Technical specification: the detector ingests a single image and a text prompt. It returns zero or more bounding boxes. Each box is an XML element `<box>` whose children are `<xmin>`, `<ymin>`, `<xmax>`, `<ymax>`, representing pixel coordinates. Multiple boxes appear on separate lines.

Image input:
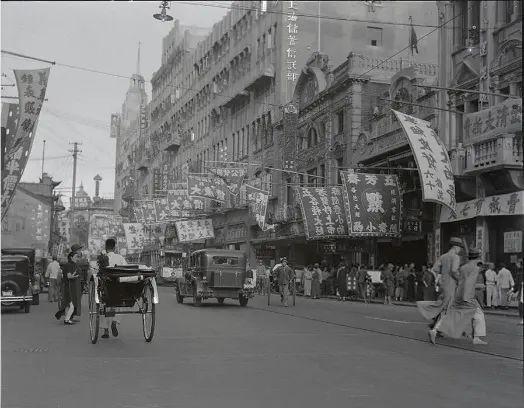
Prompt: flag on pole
<box><xmin>409</xmin><ymin>16</ymin><xmax>418</xmax><ymax>55</ymax></box>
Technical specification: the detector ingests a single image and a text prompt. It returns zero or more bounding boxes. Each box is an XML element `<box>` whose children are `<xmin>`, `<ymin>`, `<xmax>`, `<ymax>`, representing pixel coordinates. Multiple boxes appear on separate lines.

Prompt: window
<box><xmin>368</xmin><ymin>27</ymin><xmax>383</xmax><ymax>47</ymax></box>
<box><xmin>307</xmin><ymin>127</ymin><xmax>318</xmax><ymax>147</ymax></box>
<box><xmin>336</xmin><ymin>110</ymin><xmax>344</xmax><ymax>134</ymax></box>
<box><xmin>307</xmin><ymin>168</ymin><xmax>318</xmax><ymax>186</ymax></box>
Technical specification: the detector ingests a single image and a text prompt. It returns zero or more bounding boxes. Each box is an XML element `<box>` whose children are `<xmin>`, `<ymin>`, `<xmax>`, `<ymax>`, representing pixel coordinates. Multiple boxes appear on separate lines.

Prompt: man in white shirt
<box><xmin>497</xmin><ymin>263</ymin><xmax>514</xmax><ymax>309</ymax></box>
<box><xmin>100</xmin><ymin>238</ymin><xmax>127</xmax><ymax>339</ymax></box>
<box><xmin>485</xmin><ymin>263</ymin><xmax>498</xmax><ymax>308</ymax></box>
<box><xmin>45</xmin><ymin>256</ymin><xmax>62</xmax><ymax>302</ymax></box>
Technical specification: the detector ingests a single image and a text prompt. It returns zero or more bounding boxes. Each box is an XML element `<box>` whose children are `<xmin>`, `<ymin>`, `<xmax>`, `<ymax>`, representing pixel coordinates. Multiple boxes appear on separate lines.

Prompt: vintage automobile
<box><xmin>174</xmin><ymin>249</ymin><xmax>254</xmax><ymax>307</ymax></box>
<box><xmin>1</xmin><ymin>255</ymin><xmax>33</xmax><ymax>313</ymax></box>
<box><xmin>1</xmin><ymin>248</ymin><xmax>40</xmax><ymax>305</ymax></box>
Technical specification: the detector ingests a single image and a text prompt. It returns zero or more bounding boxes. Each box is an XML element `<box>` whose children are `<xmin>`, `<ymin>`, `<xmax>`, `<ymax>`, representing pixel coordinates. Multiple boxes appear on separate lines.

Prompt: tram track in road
<box><xmin>249</xmin><ymin>304</ymin><xmax>523</xmax><ymax>362</ymax></box>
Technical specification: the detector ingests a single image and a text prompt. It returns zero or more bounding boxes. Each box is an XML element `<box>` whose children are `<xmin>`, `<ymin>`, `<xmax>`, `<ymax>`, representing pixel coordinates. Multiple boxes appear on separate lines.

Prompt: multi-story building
<box><xmin>117</xmin><ymin>1</ymin><xmax>439</xmax><ymax>265</ymax></box>
<box><xmin>436</xmin><ymin>1</ymin><xmax>522</xmax><ymax>268</ymax></box>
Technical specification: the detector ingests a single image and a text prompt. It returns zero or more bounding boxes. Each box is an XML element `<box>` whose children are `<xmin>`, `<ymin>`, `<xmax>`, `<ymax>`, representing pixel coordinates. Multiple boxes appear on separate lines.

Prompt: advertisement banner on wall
<box><xmin>504</xmin><ymin>231</ymin><xmax>522</xmax><ymax>253</ymax></box>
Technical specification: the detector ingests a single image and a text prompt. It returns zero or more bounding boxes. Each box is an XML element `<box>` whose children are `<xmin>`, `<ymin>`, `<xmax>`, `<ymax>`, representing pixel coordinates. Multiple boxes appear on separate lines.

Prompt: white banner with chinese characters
<box><xmin>504</xmin><ymin>231</ymin><xmax>522</xmax><ymax>253</ymax></box>
<box><xmin>440</xmin><ymin>191</ymin><xmax>524</xmax><ymax>223</ymax></box>
<box><xmin>2</xmin><ymin>68</ymin><xmax>50</xmax><ymax>220</ymax></box>
<box><xmin>206</xmin><ymin>164</ymin><xmax>247</xmax><ymax>196</ymax></box>
<box><xmin>463</xmin><ymin>98</ymin><xmax>522</xmax><ymax>145</ymax></box>
<box><xmin>123</xmin><ymin>223</ymin><xmax>147</xmax><ymax>250</ymax></box>
<box><xmin>393</xmin><ymin>110</ymin><xmax>456</xmax><ymax>211</ymax></box>
<box><xmin>187</xmin><ymin>173</ymin><xmax>227</xmax><ymax>203</ymax></box>
<box><xmin>174</xmin><ymin>218</ymin><xmax>214</xmax><ymax>242</ymax></box>
<box><xmin>245</xmin><ymin>185</ymin><xmax>275</xmax><ymax>231</ymax></box>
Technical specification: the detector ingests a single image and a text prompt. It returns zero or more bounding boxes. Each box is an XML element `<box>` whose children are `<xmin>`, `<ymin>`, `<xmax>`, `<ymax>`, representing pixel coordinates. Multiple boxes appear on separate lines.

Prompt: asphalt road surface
<box><xmin>2</xmin><ymin>287</ymin><xmax>522</xmax><ymax>408</ymax></box>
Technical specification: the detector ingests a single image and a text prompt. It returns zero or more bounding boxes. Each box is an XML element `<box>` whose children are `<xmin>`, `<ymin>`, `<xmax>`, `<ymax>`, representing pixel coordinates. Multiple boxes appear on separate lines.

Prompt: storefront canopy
<box><xmin>440</xmin><ymin>191</ymin><xmax>523</xmax><ymax>223</ymax></box>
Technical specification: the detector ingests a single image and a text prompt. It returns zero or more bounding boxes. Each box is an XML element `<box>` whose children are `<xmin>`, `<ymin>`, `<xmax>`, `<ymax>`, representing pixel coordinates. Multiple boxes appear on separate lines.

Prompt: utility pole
<box><xmin>41</xmin><ymin>139</ymin><xmax>46</xmax><ymax>179</ymax></box>
<box><xmin>69</xmin><ymin>142</ymin><xmax>82</xmax><ymax>241</ymax></box>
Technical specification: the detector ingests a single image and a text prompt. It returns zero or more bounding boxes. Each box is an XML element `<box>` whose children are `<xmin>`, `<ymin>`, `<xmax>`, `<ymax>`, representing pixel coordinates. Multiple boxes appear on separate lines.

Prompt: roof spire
<box><xmin>136</xmin><ymin>41</ymin><xmax>141</xmax><ymax>76</ymax></box>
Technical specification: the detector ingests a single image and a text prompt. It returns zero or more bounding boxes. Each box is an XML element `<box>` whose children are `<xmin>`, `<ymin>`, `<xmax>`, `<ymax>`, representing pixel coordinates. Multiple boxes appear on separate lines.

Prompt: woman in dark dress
<box><xmin>54</xmin><ymin>245</ymin><xmax>82</xmax><ymax>324</ymax></box>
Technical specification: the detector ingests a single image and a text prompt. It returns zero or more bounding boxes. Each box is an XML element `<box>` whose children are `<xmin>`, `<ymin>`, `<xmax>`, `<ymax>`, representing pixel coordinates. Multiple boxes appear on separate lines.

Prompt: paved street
<box><xmin>2</xmin><ymin>287</ymin><xmax>522</xmax><ymax>408</ymax></box>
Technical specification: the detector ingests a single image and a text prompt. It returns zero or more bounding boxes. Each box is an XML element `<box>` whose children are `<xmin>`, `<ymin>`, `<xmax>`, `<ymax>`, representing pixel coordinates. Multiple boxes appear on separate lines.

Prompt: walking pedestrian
<box><xmin>511</xmin><ymin>260</ymin><xmax>523</xmax><ymax>325</ymax></box>
<box><xmin>303</xmin><ymin>265</ymin><xmax>313</xmax><ymax>297</ymax></box>
<box><xmin>406</xmin><ymin>263</ymin><xmax>416</xmax><ymax>302</ymax></box>
<box><xmin>337</xmin><ymin>259</ymin><xmax>349</xmax><ymax>301</ymax></box>
<box><xmin>496</xmin><ymin>263</ymin><xmax>514</xmax><ymax>310</ymax></box>
<box><xmin>428</xmin><ymin>247</ymin><xmax>488</xmax><ymax>345</ymax></box>
<box><xmin>311</xmin><ymin>263</ymin><xmax>321</xmax><ymax>299</ymax></box>
<box><xmin>417</xmin><ymin>237</ymin><xmax>463</xmax><ymax>326</ymax></box>
<box><xmin>395</xmin><ymin>265</ymin><xmax>406</xmax><ymax>301</ymax></box>
<box><xmin>422</xmin><ymin>264</ymin><xmax>436</xmax><ymax>301</ymax></box>
<box><xmin>485</xmin><ymin>263</ymin><xmax>498</xmax><ymax>308</ymax></box>
<box><xmin>45</xmin><ymin>255</ymin><xmax>61</xmax><ymax>302</ymax></box>
<box><xmin>274</xmin><ymin>258</ymin><xmax>294</xmax><ymax>307</ymax></box>
<box><xmin>54</xmin><ymin>244</ymin><xmax>83</xmax><ymax>325</ymax></box>
<box><xmin>381</xmin><ymin>263</ymin><xmax>395</xmax><ymax>305</ymax></box>
<box><xmin>357</xmin><ymin>265</ymin><xmax>369</xmax><ymax>303</ymax></box>
<box><xmin>475</xmin><ymin>264</ymin><xmax>486</xmax><ymax>308</ymax></box>
<box><xmin>255</xmin><ymin>259</ymin><xmax>268</xmax><ymax>295</ymax></box>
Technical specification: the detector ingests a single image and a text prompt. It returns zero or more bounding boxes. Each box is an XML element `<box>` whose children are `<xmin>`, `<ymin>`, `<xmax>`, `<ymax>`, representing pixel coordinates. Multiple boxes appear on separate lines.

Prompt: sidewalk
<box><xmin>313</xmin><ymin>294</ymin><xmax>520</xmax><ymax>318</ymax></box>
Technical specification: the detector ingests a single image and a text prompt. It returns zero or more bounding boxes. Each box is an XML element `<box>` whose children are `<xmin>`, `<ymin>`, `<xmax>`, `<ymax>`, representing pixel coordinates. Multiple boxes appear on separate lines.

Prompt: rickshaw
<box><xmin>88</xmin><ymin>263</ymin><xmax>159</xmax><ymax>344</ymax></box>
<box><xmin>174</xmin><ymin>249</ymin><xmax>254</xmax><ymax>307</ymax></box>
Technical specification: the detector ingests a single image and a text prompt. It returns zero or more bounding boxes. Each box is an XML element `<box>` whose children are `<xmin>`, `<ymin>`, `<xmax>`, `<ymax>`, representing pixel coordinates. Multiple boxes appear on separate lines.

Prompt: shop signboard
<box><xmin>463</xmin><ymin>98</ymin><xmax>522</xmax><ymax>145</ymax></box>
<box><xmin>206</xmin><ymin>164</ymin><xmax>247</xmax><ymax>195</ymax></box>
<box><xmin>175</xmin><ymin>218</ymin><xmax>214</xmax><ymax>242</ymax></box>
<box><xmin>341</xmin><ymin>171</ymin><xmax>402</xmax><ymax>237</ymax></box>
<box><xmin>297</xmin><ymin>186</ymin><xmax>348</xmax><ymax>240</ymax></box>
<box><xmin>504</xmin><ymin>231</ymin><xmax>522</xmax><ymax>253</ymax></box>
<box><xmin>187</xmin><ymin>173</ymin><xmax>227</xmax><ymax>202</ymax></box>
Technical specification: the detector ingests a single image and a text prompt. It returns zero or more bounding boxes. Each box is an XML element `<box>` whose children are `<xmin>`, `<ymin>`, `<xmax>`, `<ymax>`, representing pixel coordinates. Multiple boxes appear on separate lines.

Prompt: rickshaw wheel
<box><xmin>141</xmin><ymin>281</ymin><xmax>155</xmax><ymax>342</ymax></box>
<box><xmin>88</xmin><ymin>280</ymin><xmax>100</xmax><ymax>344</ymax></box>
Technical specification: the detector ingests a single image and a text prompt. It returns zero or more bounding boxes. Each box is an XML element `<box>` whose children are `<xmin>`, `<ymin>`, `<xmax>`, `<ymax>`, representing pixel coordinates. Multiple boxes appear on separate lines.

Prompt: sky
<box><xmin>1</xmin><ymin>1</ymin><xmax>230</xmax><ymax>204</ymax></box>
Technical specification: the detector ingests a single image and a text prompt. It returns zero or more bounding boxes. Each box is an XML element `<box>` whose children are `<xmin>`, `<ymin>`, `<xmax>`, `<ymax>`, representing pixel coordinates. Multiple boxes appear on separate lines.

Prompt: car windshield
<box><xmin>212</xmin><ymin>256</ymin><xmax>239</xmax><ymax>266</ymax></box>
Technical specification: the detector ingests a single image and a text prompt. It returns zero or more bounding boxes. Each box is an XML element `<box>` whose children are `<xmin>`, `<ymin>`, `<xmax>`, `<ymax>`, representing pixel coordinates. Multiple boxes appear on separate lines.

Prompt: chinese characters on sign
<box><xmin>297</xmin><ymin>186</ymin><xmax>348</xmax><ymax>240</ymax></box>
<box><xmin>123</xmin><ymin>223</ymin><xmax>147</xmax><ymax>250</ymax></box>
<box><xmin>206</xmin><ymin>166</ymin><xmax>247</xmax><ymax>196</ymax></box>
<box><xmin>174</xmin><ymin>218</ymin><xmax>214</xmax><ymax>242</ymax></box>
<box><xmin>187</xmin><ymin>173</ymin><xmax>227</xmax><ymax>202</ymax></box>
<box><xmin>439</xmin><ymin>191</ymin><xmax>523</xmax><ymax>223</ymax></box>
<box><xmin>166</xmin><ymin>189</ymin><xmax>205</xmax><ymax>218</ymax></box>
<box><xmin>341</xmin><ymin>171</ymin><xmax>402</xmax><ymax>237</ymax></box>
<box><xmin>504</xmin><ymin>231</ymin><xmax>522</xmax><ymax>254</ymax></box>
<box><xmin>2</xmin><ymin>68</ymin><xmax>50</xmax><ymax>220</ymax></box>
<box><xmin>138</xmin><ymin>200</ymin><xmax>158</xmax><ymax>224</ymax></box>
<box><xmin>246</xmin><ymin>185</ymin><xmax>274</xmax><ymax>231</ymax></box>
<box><xmin>286</xmin><ymin>1</ymin><xmax>298</xmax><ymax>82</ymax></box>
<box><xmin>463</xmin><ymin>99</ymin><xmax>522</xmax><ymax>145</ymax></box>
<box><xmin>393</xmin><ymin>110</ymin><xmax>456</xmax><ymax>211</ymax></box>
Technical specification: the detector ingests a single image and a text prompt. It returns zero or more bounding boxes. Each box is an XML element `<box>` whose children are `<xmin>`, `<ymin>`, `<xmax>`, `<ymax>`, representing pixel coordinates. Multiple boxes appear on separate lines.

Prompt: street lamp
<box><xmin>153</xmin><ymin>1</ymin><xmax>173</xmax><ymax>22</ymax></box>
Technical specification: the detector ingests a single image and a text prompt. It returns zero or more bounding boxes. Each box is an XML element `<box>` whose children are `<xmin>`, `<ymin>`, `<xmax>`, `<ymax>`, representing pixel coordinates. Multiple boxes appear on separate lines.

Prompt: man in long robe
<box><xmin>428</xmin><ymin>247</ymin><xmax>488</xmax><ymax>345</ymax></box>
<box><xmin>417</xmin><ymin>237</ymin><xmax>463</xmax><ymax>324</ymax></box>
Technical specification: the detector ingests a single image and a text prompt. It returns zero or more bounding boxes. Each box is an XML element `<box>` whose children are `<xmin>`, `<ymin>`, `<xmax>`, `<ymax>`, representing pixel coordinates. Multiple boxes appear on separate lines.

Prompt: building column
<box><xmin>346</xmin><ymin>80</ymin><xmax>363</xmax><ymax>167</ymax></box>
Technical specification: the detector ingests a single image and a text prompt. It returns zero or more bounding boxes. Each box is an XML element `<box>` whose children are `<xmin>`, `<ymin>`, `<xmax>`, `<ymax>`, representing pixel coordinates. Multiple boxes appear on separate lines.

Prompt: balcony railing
<box><xmin>463</xmin><ymin>134</ymin><xmax>523</xmax><ymax>174</ymax></box>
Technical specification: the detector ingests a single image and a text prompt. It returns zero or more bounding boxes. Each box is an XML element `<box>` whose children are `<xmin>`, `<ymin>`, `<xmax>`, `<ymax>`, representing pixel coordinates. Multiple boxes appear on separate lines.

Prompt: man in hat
<box><xmin>428</xmin><ymin>247</ymin><xmax>488</xmax><ymax>345</ymax></box>
<box><xmin>274</xmin><ymin>258</ymin><xmax>294</xmax><ymax>307</ymax></box>
<box><xmin>417</xmin><ymin>237</ymin><xmax>463</xmax><ymax>326</ymax></box>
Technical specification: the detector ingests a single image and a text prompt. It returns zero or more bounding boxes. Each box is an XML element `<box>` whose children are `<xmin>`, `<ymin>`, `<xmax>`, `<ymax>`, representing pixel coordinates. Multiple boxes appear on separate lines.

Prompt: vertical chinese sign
<box><xmin>246</xmin><ymin>185</ymin><xmax>275</xmax><ymax>231</ymax></box>
<box><xmin>123</xmin><ymin>223</ymin><xmax>147</xmax><ymax>251</ymax></box>
<box><xmin>174</xmin><ymin>219</ymin><xmax>214</xmax><ymax>242</ymax></box>
<box><xmin>2</xmin><ymin>68</ymin><xmax>51</xmax><ymax>220</ymax></box>
<box><xmin>341</xmin><ymin>171</ymin><xmax>402</xmax><ymax>237</ymax></box>
<box><xmin>285</xmin><ymin>1</ymin><xmax>299</xmax><ymax>98</ymax></box>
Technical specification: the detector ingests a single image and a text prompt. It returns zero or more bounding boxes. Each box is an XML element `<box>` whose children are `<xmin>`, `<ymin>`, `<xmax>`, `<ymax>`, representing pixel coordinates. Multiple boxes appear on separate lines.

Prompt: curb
<box><xmin>309</xmin><ymin>294</ymin><xmax>520</xmax><ymax>318</ymax></box>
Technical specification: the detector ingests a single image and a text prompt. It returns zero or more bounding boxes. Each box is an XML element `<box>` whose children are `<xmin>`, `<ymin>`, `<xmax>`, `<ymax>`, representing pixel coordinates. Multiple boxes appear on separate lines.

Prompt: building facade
<box><xmin>113</xmin><ymin>1</ymin><xmax>439</xmax><ymax>266</ymax></box>
<box><xmin>436</xmin><ymin>0</ymin><xmax>522</xmax><ymax>269</ymax></box>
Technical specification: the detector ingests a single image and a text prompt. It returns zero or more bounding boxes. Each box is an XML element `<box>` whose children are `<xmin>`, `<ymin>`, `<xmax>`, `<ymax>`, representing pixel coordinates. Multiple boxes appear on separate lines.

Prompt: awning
<box><xmin>440</xmin><ymin>191</ymin><xmax>523</xmax><ymax>223</ymax></box>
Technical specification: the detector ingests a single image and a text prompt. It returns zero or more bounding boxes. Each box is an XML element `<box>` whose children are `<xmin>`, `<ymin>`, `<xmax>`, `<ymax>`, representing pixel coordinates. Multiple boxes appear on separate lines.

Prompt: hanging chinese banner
<box><xmin>246</xmin><ymin>185</ymin><xmax>274</xmax><ymax>231</ymax></box>
<box><xmin>133</xmin><ymin>203</ymin><xmax>144</xmax><ymax>223</ymax></box>
<box><xmin>187</xmin><ymin>173</ymin><xmax>227</xmax><ymax>202</ymax></box>
<box><xmin>296</xmin><ymin>186</ymin><xmax>348</xmax><ymax>240</ymax></box>
<box><xmin>166</xmin><ymin>189</ymin><xmax>205</xmax><ymax>218</ymax></box>
<box><xmin>123</xmin><ymin>223</ymin><xmax>147</xmax><ymax>250</ymax></box>
<box><xmin>341</xmin><ymin>171</ymin><xmax>402</xmax><ymax>237</ymax></box>
<box><xmin>2</xmin><ymin>68</ymin><xmax>51</xmax><ymax>220</ymax></box>
<box><xmin>174</xmin><ymin>218</ymin><xmax>214</xmax><ymax>242</ymax></box>
<box><xmin>439</xmin><ymin>191</ymin><xmax>524</xmax><ymax>223</ymax></box>
<box><xmin>138</xmin><ymin>199</ymin><xmax>158</xmax><ymax>224</ymax></box>
<box><xmin>393</xmin><ymin>110</ymin><xmax>456</xmax><ymax>211</ymax></box>
<box><xmin>206</xmin><ymin>164</ymin><xmax>247</xmax><ymax>195</ymax></box>
<box><xmin>1</xmin><ymin>103</ymin><xmax>20</xmax><ymax>154</ymax></box>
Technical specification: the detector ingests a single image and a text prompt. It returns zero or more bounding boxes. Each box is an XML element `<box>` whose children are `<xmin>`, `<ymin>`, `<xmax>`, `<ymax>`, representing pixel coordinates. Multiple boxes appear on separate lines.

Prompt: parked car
<box><xmin>1</xmin><ymin>255</ymin><xmax>33</xmax><ymax>313</ymax></box>
<box><xmin>1</xmin><ymin>248</ymin><xmax>40</xmax><ymax>305</ymax></box>
<box><xmin>174</xmin><ymin>249</ymin><xmax>254</xmax><ymax>307</ymax></box>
